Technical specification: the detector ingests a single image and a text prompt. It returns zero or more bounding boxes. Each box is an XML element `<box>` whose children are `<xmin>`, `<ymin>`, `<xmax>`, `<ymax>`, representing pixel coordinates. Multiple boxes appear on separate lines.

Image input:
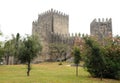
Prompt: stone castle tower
<box><xmin>90</xmin><ymin>18</ymin><xmax>112</xmax><ymax>40</ymax></box>
<box><xmin>32</xmin><ymin>8</ymin><xmax>69</xmax><ymax>35</ymax></box>
<box><xmin>32</xmin><ymin>9</ymin><xmax>69</xmax><ymax>61</ymax></box>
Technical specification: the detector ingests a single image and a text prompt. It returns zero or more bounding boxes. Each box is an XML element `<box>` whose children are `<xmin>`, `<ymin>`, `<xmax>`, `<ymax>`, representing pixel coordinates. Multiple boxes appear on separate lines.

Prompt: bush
<box><xmin>103</xmin><ymin>45</ymin><xmax>120</xmax><ymax>80</ymax></box>
<box><xmin>84</xmin><ymin>37</ymin><xmax>120</xmax><ymax>80</ymax></box>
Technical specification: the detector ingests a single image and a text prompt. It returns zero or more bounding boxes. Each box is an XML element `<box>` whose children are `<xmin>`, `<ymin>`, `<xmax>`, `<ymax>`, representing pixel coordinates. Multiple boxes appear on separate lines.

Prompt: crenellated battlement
<box><xmin>48</xmin><ymin>31</ymin><xmax>84</xmax><ymax>46</ymax></box>
<box><xmin>38</xmin><ymin>8</ymin><xmax>69</xmax><ymax>19</ymax></box>
<box><xmin>32</xmin><ymin>21</ymin><xmax>38</xmax><ymax>25</ymax></box>
<box><xmin>43</xmin><ymin>8</ymin><xmax>69</xmax><ymax>16</ymax></box>
<box><xmin>92</xmin><ymin>18</ymin><xmax>112</xmax><ymax>23</ymax></box>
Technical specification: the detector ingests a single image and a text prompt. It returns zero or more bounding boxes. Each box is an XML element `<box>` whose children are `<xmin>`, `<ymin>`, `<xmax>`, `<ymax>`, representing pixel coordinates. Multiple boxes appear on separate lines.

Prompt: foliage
<box><xmin>103</xmin><ymin>43</ymin><xmax>120</xmax><ymax>80</ymax></box>
<box><xmin>0</xmin><ymin>45</ymin><xmax>4</xmax><ymax>63</ymax></box>
<box><xmin>4</xmin><ymin>39</ymin><xmax>14</xmax><ymax>64</ymax></box>
<box><xmin>73</xmin><ymin>46</ymin><xmax>81</xmax><ymax>76</ymax></box>
<box><xmin>18</xmin><ymin>35</ymin><xmax>42</xmax><ymax>76</ymax></box>
<box><xmin>0</xmin><ymin>47</ymin><xmax>3</xmax><ymax>62</ymax></box>
<box><xmin>73</xmin><ymin>47</ymin><xmax>81</xmax><ymax>64</ymax></box>
<box><xmin>3</xmin><ymin>33</ymin><xmax>21</xmax><ymax>65</ymax></box>
<box><xmin>84</xmin><ymin>37</ymin><xmax>105</xmax><ymax>80</ymax></box>
<box><xmin>14</xmin><ymin>33</ymin><xmax>21</xmax><ymax>57</ymax></box>
<box><xmin>0</xmin><ymin>32</ymin><xmax>4</xmax><ymax>62</ymax></box>
<box><xmin>12</xmin><ymin>33</ymin><xmax>21</xmax><ymax>64</ymax></box>
<box><xmin>0</xmin><ymin>39</ymin><xmax>2</xmax><ymax>62</ymax></box>
<box><xmin>49</xmin><ymin>43</ymin><xmax>68</xmax><ymax>64</ymax></box>
<box><xmin>84</xmin><ymin>36</ymin><xmax>120</xmax><ymax>80</ymax></box>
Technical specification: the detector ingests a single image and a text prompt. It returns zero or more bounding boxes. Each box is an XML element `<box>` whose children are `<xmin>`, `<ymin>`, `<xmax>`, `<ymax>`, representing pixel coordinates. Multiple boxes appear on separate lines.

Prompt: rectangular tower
<box><xmin>90</xmin><ymin>18</ymin><xmax>112</xmax><ymax>40</ymax></box>
<box><xmin>32</xmin><ymin>9</ymin><xmax>69</xmax><ymax>62</ymax></box>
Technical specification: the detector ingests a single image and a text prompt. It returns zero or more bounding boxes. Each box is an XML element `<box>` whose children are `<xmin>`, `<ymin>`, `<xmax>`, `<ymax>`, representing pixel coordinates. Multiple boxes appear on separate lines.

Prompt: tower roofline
<box><xmin>94</xmin><ymin>18</ymin><xmax>112</xmax><ymax>22</ymax></box>
<box><xmin>38</xmin><ymin>8</ymin><xmax>69</xmax><ymax>17</ymax></box>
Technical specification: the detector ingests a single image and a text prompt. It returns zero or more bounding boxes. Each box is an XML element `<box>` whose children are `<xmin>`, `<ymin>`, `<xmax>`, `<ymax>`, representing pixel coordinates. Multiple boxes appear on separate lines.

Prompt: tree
<box><xmin>49</xmin><ymin>43</ymin><xmax>67</xmax><ymax>65</ymax></box>
<box><xmin>18</xmin><ymin>35</ymin><xmax>42</xmax><ymax>76</ymax></box>
<box><xmin>0</xmin><ymin>47</ymin><xmax>3</xmax><ymax>63</ymax></box>
<box><xmin>0</xmin><ymin>32</ymin><xmax>4</xmax><ymax>63</ymax></box>
<box><xmin>83</xmin><ymin>37</ymin><xmax>105</xmax><ymax>80</ymax></box>
<box><xmin>73</xmin><ymin>46</ymin><xmax>81</xmax><ymax>76</ymax></box>
<box><xmin>103</xmin><ymin>37</ymin><xmax>120</xmax><ymax>80</ymax></box>
<box><xmin>3</xmin><ymin>33</ymin><xmax>21</xmax><ymax>65</ymax></box>
<box><xmin>4</xmin><ymin>39</ymin><xmax>15</xmax><ymax>65</ymax></box>
<box><xmin>13</xmin><ymin>33</ymin><xmax>21</xmax><ymax>64</ymax></box>
<box><xmin>83</xmin><ymin>36</ymin><xmax>120</xmax><ymax>80</ymax></box>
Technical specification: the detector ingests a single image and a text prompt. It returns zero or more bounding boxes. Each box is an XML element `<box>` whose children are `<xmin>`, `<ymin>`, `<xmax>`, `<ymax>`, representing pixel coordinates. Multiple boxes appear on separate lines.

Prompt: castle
<box><xmin>2</xmin><ymin>9</ymin><xmax>113</xmax><ymax>64</ymax></box>
<box><xmin>32</xmin><ymin>9</ymin><xmax>112</xmax><ymax>62</ymax></box>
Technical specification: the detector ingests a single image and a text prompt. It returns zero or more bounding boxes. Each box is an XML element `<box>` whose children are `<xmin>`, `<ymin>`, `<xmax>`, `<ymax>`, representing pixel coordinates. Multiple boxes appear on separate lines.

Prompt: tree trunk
<box><xmin>99</xmin><ymin>64</ymin><xmax>103</xmax><ymax>81</ymax></box>
<box><xmin>64</xmin><ymin>53</ymin><xmax>66</xmax><ymax>61</ymax></box>
<box><xmin>100</xmin><ymin>71</ymin><xmax>103</xmax><ymax>81</ymax></box>
<box><xmin>59</xmin><ymin>53</ymin><xmax>62</xmax><ymax>65</ymax></box>
<box><xmin>6</xmin><ymin>55</ymin><xmax>9</xmax><ymax>65</ymax></box>
<box><xmin>27</xmin><ymin>62</ymin><xmax>31</xmax><ymax>76</ymax></box>
<box><xmin>76</xmin><ymin>64</ymin><xmax>78</xmax><ymax>76</ymax></box>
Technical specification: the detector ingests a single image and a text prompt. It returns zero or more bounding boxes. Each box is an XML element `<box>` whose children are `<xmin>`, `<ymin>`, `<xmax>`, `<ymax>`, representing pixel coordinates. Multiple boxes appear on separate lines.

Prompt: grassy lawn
<box><xmin>0</xmin><ymin>62</ymin><xmax>120</xmax><ymax>83</ymax></box>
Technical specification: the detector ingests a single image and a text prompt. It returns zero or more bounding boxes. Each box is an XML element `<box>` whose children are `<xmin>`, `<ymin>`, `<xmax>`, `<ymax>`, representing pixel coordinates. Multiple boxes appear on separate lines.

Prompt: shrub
<box><xmin>103</xmin><ymin>45</ymin><xmax>120</xmax><ymax>80</ymax></box>
<box><xmin>84</xmin><ymin>37</ymin><xmax>120</xmax><ymax>80</ymax></box>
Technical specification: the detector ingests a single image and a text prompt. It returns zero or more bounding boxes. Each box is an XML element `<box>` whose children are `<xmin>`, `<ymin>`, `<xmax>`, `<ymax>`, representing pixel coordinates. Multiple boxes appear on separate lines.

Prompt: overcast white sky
<box><xmin>0</xmin><ymin>0</ymin><xmax>120</xmax><ymax>40</ymax></box>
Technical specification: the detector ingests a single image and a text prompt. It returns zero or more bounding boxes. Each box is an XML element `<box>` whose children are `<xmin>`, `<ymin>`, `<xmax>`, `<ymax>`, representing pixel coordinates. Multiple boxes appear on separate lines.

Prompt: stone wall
<box><xmin>90</xmin><ymin>18</ymin><xmax>112</xmax><ymax>40</ymax></box>
<box><xmin>53</xmin><ymin>11</ymin><xmax>69</xmax><ymax>34</ymax></box>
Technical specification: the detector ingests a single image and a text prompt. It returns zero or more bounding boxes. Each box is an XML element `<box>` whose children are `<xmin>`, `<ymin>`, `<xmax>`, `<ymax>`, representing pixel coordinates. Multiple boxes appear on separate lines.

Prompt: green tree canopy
<box><xmin>83</xmin><ymin>36</ymin><xmax>120</xmax><ymax>80</ymax></box>
<box><xmin>18</xmin><ymin>35</ymin><xmax>42</xmax><ymax>76</ymax></box>
<box><xmin>0</xmin><ymin>32</ymin><xmax>4</xmax><ymax>62</ymax></box>
<box><xmin>73</xmin><ymin>46</ymin><xmax>81</xmax><ymax>76</ymax></box>
<box><xmin>3</xmin><ymin>33</ymin><xmax>21</xmax><ymax>65</ymax></box>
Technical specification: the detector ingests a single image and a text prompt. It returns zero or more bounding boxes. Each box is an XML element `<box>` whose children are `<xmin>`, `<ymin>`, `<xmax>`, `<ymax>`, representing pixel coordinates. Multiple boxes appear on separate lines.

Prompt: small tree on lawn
<box><xmin>4</xmin><ymin>33</ymin><xmax>21</xmax><ymax>65</ymax></box>
<box><xmin>13</xmin><ymin>33</ymin><xmax>21</xmax><ymax>64</ymax></box>
<box><xmin>18</xmin><ymin>35</ymin><xmax>42</xmax><ymax>76</ymax></box>
<box><xmin>73</xmin><ymin>46</ymin><xmax>81</xmax><ymax>76</ymax></box>
<box><xmin>0</xmin><ymin>32</ymin><xmax>4</xmax><ymax>63</ymax></box>
<box><xmin>4</xmin><ymin>39</ymin><xmax>15</xmax><ymax>65</ymax></box>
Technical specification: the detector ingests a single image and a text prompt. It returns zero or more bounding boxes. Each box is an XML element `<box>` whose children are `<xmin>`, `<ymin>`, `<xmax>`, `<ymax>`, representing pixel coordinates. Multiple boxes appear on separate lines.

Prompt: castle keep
<box><xmin>90</xmin><ymin>18</ymin><xmax>112</xmax><ymax>40</ymax></box>
<box><xmin>32</xmin><ymin>9</ymin><xmax>74</xmax><ymax>61</ymax></box>
<box><xmin>32</xmin><ymin>9</ymin><xmax>69</xmax><ymax>35</ymax></box>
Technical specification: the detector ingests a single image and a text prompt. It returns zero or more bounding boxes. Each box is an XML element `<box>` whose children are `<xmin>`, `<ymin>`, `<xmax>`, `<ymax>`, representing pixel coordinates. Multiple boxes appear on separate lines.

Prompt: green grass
<box><xmin>0</xmin><ymin>62</ymin><xmax>120</xmax><ymax>83</ymax></box>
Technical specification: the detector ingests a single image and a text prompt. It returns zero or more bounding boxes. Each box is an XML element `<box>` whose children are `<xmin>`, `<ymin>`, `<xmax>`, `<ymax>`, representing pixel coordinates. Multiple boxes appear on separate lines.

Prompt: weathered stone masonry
<box><xmin>32</xmin><ymin>9</ymin><xmax>73</xmax><ymax>62</ymax></box>
<box><xmin>90</xmin><ymin>18</ymin><xmax>112</xmax><ymax>40</ymax></box>
<box><xmin>32</xmin><ymin>9</ymin><xmax>113</xmax><ymax>62</ymax></box>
